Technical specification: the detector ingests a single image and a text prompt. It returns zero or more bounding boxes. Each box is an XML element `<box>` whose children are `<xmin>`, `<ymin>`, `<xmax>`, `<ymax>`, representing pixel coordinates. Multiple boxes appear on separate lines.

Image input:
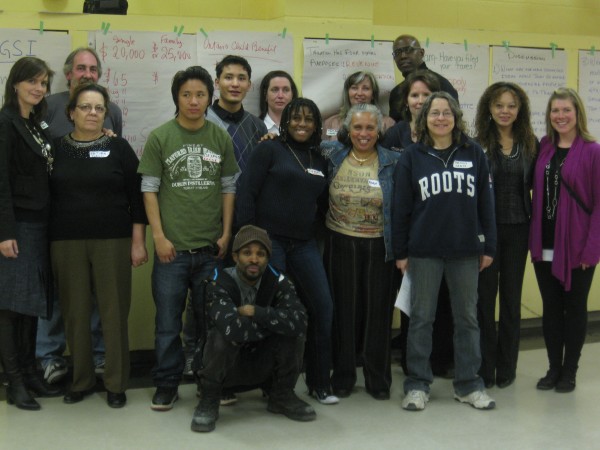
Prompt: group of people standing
<box><xmin>0</xmin><ymin>51</ymin><xmax>146</xmax><ymax>411</ymax></box>
<box><xmin>0</xmin><ymin>33</ymin><xmax>599</xmax><ymax>432</ymax></box>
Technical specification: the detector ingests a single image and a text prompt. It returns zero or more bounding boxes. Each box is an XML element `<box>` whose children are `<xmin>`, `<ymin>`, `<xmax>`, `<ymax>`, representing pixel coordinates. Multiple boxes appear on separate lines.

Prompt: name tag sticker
<box><xmin>326</xmin><ymin>128</ymin><xmax>338</xmax><ymax>136</ymax></box>
<box><xmin>307</xmin><ymin>168</ymin><xmax>325</xmax><ymax>177</ymax></box>
<box><xmin>368</xmin><ymin>179</ymin><xmax>381</xmax><ymax>188</ymax></box>
<box><xmin>454</xmin><ymin>160</ymin><xmax>473</xmax><ymax>169</ymax></box>
<box><xmin>89</xmin><ymin>151</ymin><xmax>110</xmax><ymax>158</ymax></box>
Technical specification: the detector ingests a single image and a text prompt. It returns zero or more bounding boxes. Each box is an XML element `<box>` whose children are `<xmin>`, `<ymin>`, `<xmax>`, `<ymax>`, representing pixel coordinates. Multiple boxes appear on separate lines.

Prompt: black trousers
<box><xmin>325</xmin><ymin>231</ymin><xmax>399</xmax><ymax>394</ymax></box>
<box><xmin>534</xmin><ymin>262</ymin><xmax>596</xmax><ymax>373</ymax></box>
<box><xmin>200</xmin><ymin>328</ymin><xmax>304</xmax><ymax>392</ymax></box>
<box><xmin>477</xmin><ymin>222</ymin><xmax>529</xmax><ymax>382</ymax></box>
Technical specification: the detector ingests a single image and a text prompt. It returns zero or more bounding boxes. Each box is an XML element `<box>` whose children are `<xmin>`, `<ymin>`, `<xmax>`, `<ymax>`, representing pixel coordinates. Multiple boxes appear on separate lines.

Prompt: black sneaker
<box><xmin>267</xmin><ymin>391</ymin><xmax>316</xmax><ymax>422</ymax></box>
<box><xmin>151</xmin><ymin>387</ymin><xmax>178</xmax><ymax>411</ymax></box>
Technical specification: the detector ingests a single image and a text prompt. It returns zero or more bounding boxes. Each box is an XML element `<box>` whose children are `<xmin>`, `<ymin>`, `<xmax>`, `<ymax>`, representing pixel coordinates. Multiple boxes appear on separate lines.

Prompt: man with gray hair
<box><xmin>36</xmin><ymin>47</ymin><xmax>123</xmax><ymax>385</ymax></box>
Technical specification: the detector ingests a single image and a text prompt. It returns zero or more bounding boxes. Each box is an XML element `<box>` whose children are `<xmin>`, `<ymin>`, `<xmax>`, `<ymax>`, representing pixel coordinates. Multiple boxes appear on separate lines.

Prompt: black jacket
<box><xmin>0</xmin><ymin>106</ymin><xmax>52</xmax><ymax>241</ymax></box>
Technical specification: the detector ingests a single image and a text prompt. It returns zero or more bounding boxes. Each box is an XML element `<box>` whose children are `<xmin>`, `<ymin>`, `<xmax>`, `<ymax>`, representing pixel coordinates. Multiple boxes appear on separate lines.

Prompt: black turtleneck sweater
<box><xmin>235</xmin><ymin>138</ymin><xmax>328</xmax><ymax>241</ymax></box>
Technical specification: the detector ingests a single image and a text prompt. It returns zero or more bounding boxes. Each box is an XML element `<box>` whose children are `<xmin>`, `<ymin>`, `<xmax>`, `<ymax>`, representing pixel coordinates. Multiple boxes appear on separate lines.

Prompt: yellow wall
<box><xmin>1</xmin><ymin>0</ymin><xmax>599</xmax><ymax>350</ymax></box>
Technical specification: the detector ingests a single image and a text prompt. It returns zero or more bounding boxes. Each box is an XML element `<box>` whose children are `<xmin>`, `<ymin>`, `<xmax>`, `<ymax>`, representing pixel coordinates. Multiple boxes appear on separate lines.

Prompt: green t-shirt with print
<box><xmin>138</xmin><ymin>119</ymin><xmax>239</xmax><ymax>250</ymax></box>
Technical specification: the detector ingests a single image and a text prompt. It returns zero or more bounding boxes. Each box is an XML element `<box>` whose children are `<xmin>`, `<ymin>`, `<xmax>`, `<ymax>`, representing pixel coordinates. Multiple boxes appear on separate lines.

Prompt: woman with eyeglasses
<box><xmin>474</xmin><ymin>82</ymin><xmax>538</xmax><ymax>389</ymax></box>
<box><xmin>392</xmin><ymin>92</ymin><xmax>497</xmax><ymax>411</ymax></box>
<box><xmin>322</xmin><ymin>71</ymin><xmax>394</xmax><ymax>142</ymax></box>
<box><xmin>382</xmin><ymin>71</ymin><xmax>455</xmax><ymax>379</ymax></box>
<box><xmin>49</xmin><ymin>83</ymin><xmax>147</xmax><ymax>408</ymax></box>
<box><xmin>0</xmin><ymin>56</ymin><xmax>61</xmax><ymax>411</ymax></box>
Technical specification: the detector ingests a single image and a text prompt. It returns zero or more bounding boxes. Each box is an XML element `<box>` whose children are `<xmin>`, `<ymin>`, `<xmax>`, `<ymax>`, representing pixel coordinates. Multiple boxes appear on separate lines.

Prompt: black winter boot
<box><xmin>0</xmin><ymin>311</ymin><xmax>40</xmax><ymax>410</ymax></box>
<box><xmin>6</xmin><ymin>382</ymin><xmax>41</xmax><ymax>410</ymax></box>
<box><xmin>191</xmin><ymin>380</ymin><xmax>221</xmax><ymax>432</ymax></box>
<box><xmin>267</xmin><ymin>390</ymin><xmax>316</xmax><ymax>422</ymax></box>
<box><xmin>19</xmin><ymin>315</ymin><xmax>61</xmax><ymax>397</ymax></box>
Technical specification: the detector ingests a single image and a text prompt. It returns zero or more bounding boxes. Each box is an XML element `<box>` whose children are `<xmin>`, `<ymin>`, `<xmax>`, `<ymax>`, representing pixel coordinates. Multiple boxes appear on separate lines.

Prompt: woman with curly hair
<box><xmin>236</xmin><ymin>98</ymin><xmax>338</xmax><ymax>404</ymax></box>
<box><xmin>474</xmin><ymin>82</ymin><xmax>538</xmax><ymax>389</ymax></box>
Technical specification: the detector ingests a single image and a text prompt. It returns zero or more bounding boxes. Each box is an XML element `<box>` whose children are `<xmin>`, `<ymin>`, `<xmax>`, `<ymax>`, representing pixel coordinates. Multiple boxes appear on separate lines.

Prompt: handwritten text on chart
<box><xmin>425</xmin><ymin>52</ymin><xmax>480</xmax><ymax>71</ymax></box>
<box><xmin>203</xmin><ymin>38</ymin><xmax>278</xmax><ymax>56</ymax></box>
<box><xmin>99</xmin><ymin>34</ymin><xmax>191</xmax><ymax>64</ymax></box>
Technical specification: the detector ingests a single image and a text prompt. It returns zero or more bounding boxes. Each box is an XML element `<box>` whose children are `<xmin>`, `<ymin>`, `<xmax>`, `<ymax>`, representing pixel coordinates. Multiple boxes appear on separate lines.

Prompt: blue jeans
<box><xmin>269</xmin><ymin>237</ymin><xmax>333</xmax><ymax>390</ymax></box>
<box><xmin>151</xmin><ymin>248</ymin><xmax>222</xmax><ymax>388</ymax></box>
<box><xmin>404</xmin><ymin>256</ymin><xmax>484</xmax><ymax>396</ymax></box>
<box><xmin>36</xmin><ymin>295</ymin><xmax>105</xmax><ymax>368</ymax></box>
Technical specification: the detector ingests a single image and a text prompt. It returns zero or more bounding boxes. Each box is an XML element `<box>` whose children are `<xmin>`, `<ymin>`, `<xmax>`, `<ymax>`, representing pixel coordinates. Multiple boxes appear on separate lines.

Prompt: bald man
<box><xmin>388</xmin><ymin>34</ymin><xmax>458</xmax><ymax>122</ymax></box>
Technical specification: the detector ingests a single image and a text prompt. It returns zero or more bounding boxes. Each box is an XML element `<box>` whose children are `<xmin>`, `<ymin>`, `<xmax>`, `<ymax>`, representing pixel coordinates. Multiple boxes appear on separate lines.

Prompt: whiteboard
<box><xmin>91</xmin><ymin>31</ymin><xmax>197</xmax><ymax>157</ymax></box>
<box><xmin>0</xmin><ymin>29</ymin><xmax>70</xmax><ymax>105</ymax></box>
<box><xmin>197</xmin><ymin>31</ymin><xmax>294</xmax><ymax>117</ymax></box>
<box><xmin>491</xmin><ymin>46</ymin><xmax>567</xmax><ymax>138</ymax></box>
<box><xmin>302</xmin><ymin>39</ymin><xmax>396</xmax><ymax>119</ymax></box>
<box><xmin>578</xmin><ymin>50</ymin><xmax>600</xmax><ymax>140</ymax></box>
<box><xmin>423</xmin><ymin>42</ymin><xmax>490</xmax><ymax>134</ymax></box>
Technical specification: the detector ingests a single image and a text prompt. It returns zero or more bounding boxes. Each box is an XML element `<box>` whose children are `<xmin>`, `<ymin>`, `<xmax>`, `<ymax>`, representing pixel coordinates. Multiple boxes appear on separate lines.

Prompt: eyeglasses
<box><xmin>428</xmin><ymin>110</ymin><xmax>454</xmax><ymax>118</ymax></box>
<box><xmin>76</xmin><ymin>104</ymin><xmax>106</xmax><ymax>114</ymax></box>
<box><xmin>392</xmin><ymin>46</ymin><xmax>419</xmax><ymax>58</ymax></box>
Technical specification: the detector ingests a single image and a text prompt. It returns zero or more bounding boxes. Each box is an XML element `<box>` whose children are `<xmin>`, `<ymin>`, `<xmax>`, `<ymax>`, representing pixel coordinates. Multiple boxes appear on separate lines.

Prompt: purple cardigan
<box><xmin>529</xmin><ymin>135</ymin><xmax>600</xmax><ymax>290</ymax></box>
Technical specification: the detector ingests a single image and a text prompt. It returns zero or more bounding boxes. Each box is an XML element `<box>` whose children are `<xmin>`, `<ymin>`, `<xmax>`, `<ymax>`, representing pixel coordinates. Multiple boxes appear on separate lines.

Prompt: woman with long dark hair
<box><xmin>474</xmin><ymin>82</ymin><xmax>538</xmax><ymax>389</ymax></box>
<box><xmin>0</xmin><ymin>56</ymin><xmax>60</xmax><ymax>410</ymax></box>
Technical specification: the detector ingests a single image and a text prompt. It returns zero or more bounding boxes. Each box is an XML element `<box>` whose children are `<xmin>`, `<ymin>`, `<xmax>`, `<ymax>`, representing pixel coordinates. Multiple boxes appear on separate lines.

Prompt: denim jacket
<box><xmin>326</xmin><ymin>144</ymin><xmax>400</xmax><ymax>261</ymax></box>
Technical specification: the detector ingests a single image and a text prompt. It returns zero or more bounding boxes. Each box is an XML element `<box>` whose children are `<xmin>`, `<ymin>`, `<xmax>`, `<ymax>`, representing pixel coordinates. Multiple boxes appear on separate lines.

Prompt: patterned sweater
<box><xmin>204</xmin><ymin>265</ymin><xmax>307</xmax><ymax>343</ymax></box>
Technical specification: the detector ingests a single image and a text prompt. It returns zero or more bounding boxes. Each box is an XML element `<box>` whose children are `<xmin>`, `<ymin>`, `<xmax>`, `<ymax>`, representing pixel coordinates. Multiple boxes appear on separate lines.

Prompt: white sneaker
<box><xmin>454</xmin><ymin>390</ymin><xmax>496</xmax><ymax>410</ymax></box>
<box><xmin>402</xmin><ymin>390</ymin><xmax>429</xmax><ymax>411</ymax></box>
<box><xmin>44</xmin><ymin>360</ymin><xmax>68</xmax><ymax>385</ymax></box>
<box><xmin>94</xmin><ymin>359</ymin><xmax>105</xmax><ymax>376</ymax></box>
<box><xmin>309</xmin><ymin>389</ymin><xmax>339</xmax><ymax>405</ymax></box>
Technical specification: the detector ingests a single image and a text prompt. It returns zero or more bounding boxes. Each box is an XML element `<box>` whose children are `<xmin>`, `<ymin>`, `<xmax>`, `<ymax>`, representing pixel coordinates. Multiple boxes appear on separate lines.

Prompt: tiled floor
<box><xmin>2</xmin><ymin>337</ymin><xmax>600</xmax><ymax>450</ymax></box>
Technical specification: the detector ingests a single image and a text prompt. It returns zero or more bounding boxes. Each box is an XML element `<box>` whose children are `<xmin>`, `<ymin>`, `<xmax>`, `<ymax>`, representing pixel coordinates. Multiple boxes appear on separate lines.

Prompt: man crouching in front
<box><xmin>191</xmin><ymin>225</ymin><xmax>315</xmax><ymax>432</ymax></box>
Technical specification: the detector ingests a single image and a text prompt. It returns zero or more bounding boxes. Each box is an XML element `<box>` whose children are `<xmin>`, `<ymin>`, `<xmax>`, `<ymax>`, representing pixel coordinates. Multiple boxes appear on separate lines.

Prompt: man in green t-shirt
<box><xmin>138</xmin><ymin>66</ymin><xmax>240</xmax><ymax>412</ymax></box>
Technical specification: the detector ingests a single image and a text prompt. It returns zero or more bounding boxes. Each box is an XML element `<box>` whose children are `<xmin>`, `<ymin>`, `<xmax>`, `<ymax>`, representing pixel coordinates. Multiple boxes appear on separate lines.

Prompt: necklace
<box><xmin>500</xmin><ymin>144</ymin><xmax>520</xmax><ymax>160</ymax></box>
<box><xmin>24</xmin><ymin>120</ymin><xmax>53</xmax><ymax>174</ymax></box>
<box><xmin>350</xmin><ymin>150</ymin><xmax>376</xmax><ymax>165</ymax></box>
<box><xmin>286</xmin><ymin>143</ymin><xmax>312</xmax><ymax>172</ymax></box>
<box><xmin>545</xmin><ymin>148</ymin><xmax>568</xmax><ymax>220</ymax></box>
